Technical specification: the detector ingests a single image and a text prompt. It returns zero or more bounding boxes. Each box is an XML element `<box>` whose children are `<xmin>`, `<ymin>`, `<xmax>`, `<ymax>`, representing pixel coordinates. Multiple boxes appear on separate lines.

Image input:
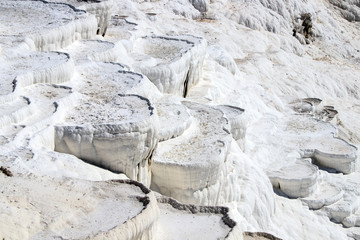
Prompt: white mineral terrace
<box><xmin>75</xmin><ymin>61</ymin><xmax>161</xmax><ymax>101</ymax></box>
<box><xmin>156</xmin><ymin>195</ymin><xmax>243</xmax><ymax>240</ymax></box>
<box><xmin>61</xmin><ymin>39</ymin><xmax>121</xmax><ymax>63</ymax></box>
<box><xmin>0</xmin><ymin>51</ymin><xmax>73</xmax><ymax>99</ymax></box>
<box><xmin>132</xmin><ymin>35</ymin><xmax>207</xmax><ymax>96</ymax></box>
<box><xmin>0</xmin><ymin>175</ymin><xmax>158</xmax><ymax>240</ymax></box>
<box><xmin>268</xmin><ymin>159</ymin><xmax>319</xmax><ymax>198</ymax></box>
<box><xmin>151</xmin><ymin>101</ymin><xmax>233</xmax><ymax>203</ymax></box>
<box><xmin>0</xmin><ymin>1</ymin><xmax>97</xmax><ymax>51</ymax></box>
<box><xmin>1</xmin><ymin>0</ymin><xmax>360</xmax><ymax>239</ymax></box>
<box><xmin>155</xmin><ymin>100</ymin><xmax>192</xmax><ymax>142</ymax></box>
<box><xmin>55</xmin><ymin>94</ymin><xmax>158</xmax><ymax>186</ymax></box>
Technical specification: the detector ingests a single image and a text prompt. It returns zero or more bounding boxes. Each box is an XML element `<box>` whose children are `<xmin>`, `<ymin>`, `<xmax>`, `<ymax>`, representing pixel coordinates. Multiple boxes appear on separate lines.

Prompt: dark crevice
<box><xmin>183</xmin><ymin>69</ymin><xmax>190</xmax><ymax>98</ymax></box>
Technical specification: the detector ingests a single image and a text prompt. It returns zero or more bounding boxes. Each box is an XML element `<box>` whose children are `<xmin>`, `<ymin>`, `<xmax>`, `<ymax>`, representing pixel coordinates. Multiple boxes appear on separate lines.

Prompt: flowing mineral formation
<box><xmin>1</xmin><ymin>0</ymin><xmax>360</xmax><ymax>239</ymax></box>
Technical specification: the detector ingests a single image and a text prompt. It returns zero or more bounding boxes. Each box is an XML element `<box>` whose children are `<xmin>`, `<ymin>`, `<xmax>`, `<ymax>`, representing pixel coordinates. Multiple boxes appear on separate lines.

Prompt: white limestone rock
<box><xmin>79</xmin><ymin>0</ymin><xmax>114</xmax><ymax>37</ymax></box>
<box><xmin>217</xmin><ymin>105</ymin><xmax>246</xmax><ymax>141</ymax></box>
<box><xmin>155</xmin><ymin>101</ymin><xmax>192</xmax><ymax>142</ymax></box>
<box><xmin>288</xmin><ymin>117</ymin><xmax>358</xmax><ymax>174</ymax></box>
<box><xmin>0</xmin><ymin>175</ymin><xmax>159</xmax><ymax>240</ymax></box>
<box><xmin>61</xmin><ymin>39</ymin><xmax>122</xmax><ymax>64</ymax></box>
<box><xmin>0</xmin><ymin>97</ymin><xmax>30</xmax><ymax>130</ymax></box>
<box><xmin>76</xmin><ymin>61</ymin><xmax>161</xmax><ymax>102</ymax></box>
<box><xmin>277</xmin><ymin>115</ymin><xmax>358</xmax><ymax>174</ymax></box>
<box><xmin>106</xmin><ymin>15</ymin><xmax>138</xmax><ymax>40</ymax></box>
<box><xmin>289</xmin><ymin>98</ymin><xmax>322</xmax><ymax>114</ymax></box>
<box><xmin>207</xmin><ymin>45</ymin><xmax>238</xmax><ymax>75</ymax></box>
<box><xmin>268</xmin><ymin>159</ymin><xmax>319</xmax><ymax>198</ymax></box>
<box><xmin>0</xmin><ymin>0</ymin><xmax>97</xmax><ymax>51</ymax></box>
<box><xmin>156</xmin><ymin>195</ymin><xmax>243</xmax><ymax>240</ymax></box>
<box><xmin>132</xmin><ymin>35</ymin><xmax>207</xmax><ymax>97</ymax></box>
<box><xmin>329</xmin><ymin>0</ymin><xmax>360</xmax><ymax>22</ymax></box>
<box><xmin>48</xmin><ymin>0</ymin><xmax>115</xmax><ymax>36</ymax></box>
<box><xmin>301</xmin><ymin>182</ymin><xmax>344</xmax><ymax>210</ymax></box>
<box><xmin>289</xmin><ymin>98</ymin><xmax>338</xmax><ymax>122</ymax></box>
<box><xmin>317</xmin><ymin>173</ymin><xmax>360</xmax><ymax>228</ymax></box>
<box><xmin>0</xmin><ymin>51</ymin><xmax>74</xmax><ymax>103</ymax></box>
<box><xmin>55</xmin><ymin>94</ymin><xmax>159</xmax><ymax>186</ymax></box>
<box><xmin>151</xmin><ymin>101</ymin><xmax>232</xmax><ymax>203</ymax></box>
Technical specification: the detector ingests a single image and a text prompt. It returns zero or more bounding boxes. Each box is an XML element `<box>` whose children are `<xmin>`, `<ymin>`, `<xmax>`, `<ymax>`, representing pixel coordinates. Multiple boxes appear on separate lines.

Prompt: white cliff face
<box><xmin>1</xmin><ymin>0</ymin><xmax>360</xmax><ymax>239</ymax></box>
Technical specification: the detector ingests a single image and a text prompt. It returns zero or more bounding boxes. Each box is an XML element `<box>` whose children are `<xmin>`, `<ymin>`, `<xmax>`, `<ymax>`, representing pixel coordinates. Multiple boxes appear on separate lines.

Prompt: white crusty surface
<box><xmin>268</xmin><ymin>159</ymin><xmax>319</xmax><ymax>198</ymax></box>
<box><xmin>0</xmin><ymin>0</ymin><xmax>97</xmax><ymax>51</ymax></box>
<box><xmin>151</xmin><ymin>101</ymin><xmax>232</xmax><ymax>203</ymax></box>
<box><xmin>1</xmin><ymin>0</ymin><xmax>360</xmax><ymax>239</ymax></box>
<box><xmin>156</xmin><ymin>196</ymin><xmax>242</xmax><ymax>240</ymax></box>
<box><xmin>155</xmin><ymin>100</ymin><xmax>192</xmax><ymax>142</ymax></box>
<box><xmin>0</xmin><ymin>175</ymin><xmax>159</xmax><ymax>240</ymax></box>
<box><xmin>55</xmin><ymin>94</ymin><xmax>159</xmax><ymax>186</ymax></box>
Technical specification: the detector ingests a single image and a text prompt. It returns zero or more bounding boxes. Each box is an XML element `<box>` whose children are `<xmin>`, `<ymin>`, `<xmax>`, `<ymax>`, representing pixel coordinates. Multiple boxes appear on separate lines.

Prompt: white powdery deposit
<box><xmin>156</xmin><ymin>195</ymin><xmax>243</xmax><ymax>240</ymax></box>
<box><xmin>155</xmin><ymin>100</ymin><xmax>192</xmax><ymax>142</ymax></box>
<box><xmin>1</xmin><ymin>0</ymin><xmax>360</xmax><ymax>239</ymax></box>
<box><xmin>55</xmin><ymin>94</ymin><xmax>159</xmax><ymax>187</ymax></box>
<box><xmin>0</xmin><ymin>175</ymin><xmax>159</xmax><ymax>240</ymax></box>
<box><xmin>268</xmin><ymin>159</ymin><xmax>319</xmax><ymax>198</ymax></box>
<box><xmin>75</xmin><ymin>61</ymin><xmax>161</xmax><ymax>102</ymax></box>
<box><xmin>151</xmin><ymin>101</ymin><xmax>234</xmax><ymax>204</ymax></box>
<box><xmin>0</xmin><ymin>50</ymin><xmax>74</xmax><ymax>101</ymax></box>
<box><xmin>131</xmin><ymin>35</ymin><xmax>207</xmax><ymax>97</ymax></box>
<box><xmin>61</xmin><ymin>39</ymin><xmax>122</xmax><ymax>64</ymax></box>
<box><xmin>0</xmin><ymin>1</ymin><xmax>97</xmax><ymax>51</ymax></box>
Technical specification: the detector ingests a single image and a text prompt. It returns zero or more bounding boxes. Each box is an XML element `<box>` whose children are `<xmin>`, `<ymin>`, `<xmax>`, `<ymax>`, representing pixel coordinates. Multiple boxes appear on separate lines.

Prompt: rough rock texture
<box><xmin>268</xmin><ymin>159</ymin><xmax>319</xmax><ymax>198</ymax></box>
<box><xmin>132</xmin><ymin>35</ymin><xmax>207</xmax><ymax>97</ymax></box>
<box><xmin>1</xmin><ymin>0</ymin><xmax>360</xmax><ymax>239</ymax></box>
<box><xmin>0</xmin><ymin>0</ymin><xmax>97</xmax><ymax>51</ymax></box>
<box><xmin>55</xmin><ymin>94</ymin><xmax>159</xmax><ymax>186</ymax></box>
<box><xmin>155</xmin><ymin>100</ymin><xmax>192</xmax><ymax>142</ymax></box>
<box><xmin>156</xmin><ymin>195</ymin><xmax>243</xmax><ymax>240</ymax></box>
<box><xmin>217</xmin><ymin>105</ymin><xmax>246</xmax><ymax>141</ymax></box>
<box><xmin>0</xmin><ymin>51</ymin><xmax>74</xmax><ymax>102</ymax></box>
<box><xmin>0</xmin><ymin>176</ymin><xmax>159</xmax><ymax>240</ymax></box>
<box><xmin>75</xmin><ymin>61</ymin><xmax>161</xmax><ymax>102</ymax></box>
<box><xmin>151</xmin><ymin>101</ymin><xmax>233</xmax><ymax>203</ymax></box>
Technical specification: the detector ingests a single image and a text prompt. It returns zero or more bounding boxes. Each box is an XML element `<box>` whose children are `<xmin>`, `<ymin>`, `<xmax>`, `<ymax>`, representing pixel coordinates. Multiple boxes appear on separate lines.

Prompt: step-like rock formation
<box><xmin>151</xmin><ymin>101</ymin><xmax>232</xmax><ymax>204</ymax></box>
<box><xmin>0</xmin><ymin>175</ymin><xmax>159</xmax><ymax>240</ymax></box>
<box><xmin>106</xmin><ymin>15</ymin><xmax>138</xmax><ymax>40</ymax></box>
<box><xmin>0</xmin><ymin>0</ymin><xmax>97</xmax><ymax>51</ymax></box>
<box><xmin>132</xmin><ymin>35</ymin><xmax>207</xmax><ymax>97</ymax></box>
<box><xmin>216</xmin><ymin>105</ymin><xmax>246</xmax><ymax>141</ymax></box>
<box><xmin>156</xmin><ymin>195</ymin><xmax>243</xmax><ymax>240</ymax></box>
<box><xmin>61</xmin><ymin>39</ymin><xmax>122</xmax><ymax>64</ymax></box>
<box><xmin>279</xmin><ymin>115</ymin><xmax>357</xmax><ymax>174</ymax></box>
<box><xmin>268</xmin><ymin>159</ymin><xmax>319</xmax><ymax>198</ymax></box>
<box><xmin>75</xmin><ymin>62</ymin><xmax>161</xmax><ymax>102</ymax></box>
<box><xmin>301</xmin><ymin>181</ymin><xmax>344</xmax><ymax>210</ymax></box>
<box><xmin>155</xmin><ymin>100</ymin><xmax>192</xmax><ymax>142</ymax></box>
<box><xmin>0</xmin><ymin>51</ymin><xmax>74</xmax><ymax>102</ymax></box>
<box><xmin>55</xmin><ymin>94</ymin><xmax>159</xmax><ymax>186</ymax></box>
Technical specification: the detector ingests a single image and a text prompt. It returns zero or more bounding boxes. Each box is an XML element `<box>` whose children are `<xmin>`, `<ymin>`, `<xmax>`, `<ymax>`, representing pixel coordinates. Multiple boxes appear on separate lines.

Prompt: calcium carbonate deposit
<box><xmin>1</xmin><ymin>0</ymin><xmax>360</xmax><ymax>239</ymax></box>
